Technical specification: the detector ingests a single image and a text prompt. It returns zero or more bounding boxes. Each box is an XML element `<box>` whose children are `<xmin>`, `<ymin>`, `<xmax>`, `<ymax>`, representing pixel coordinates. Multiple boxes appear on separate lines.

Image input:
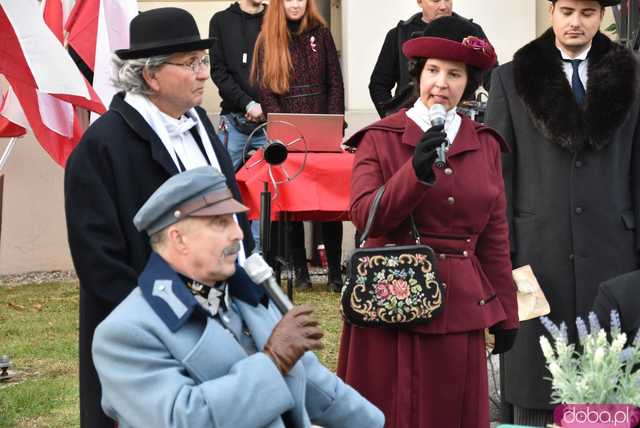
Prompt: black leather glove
<box><xmin>489</xmin><ymin>326</ymin><xmax>518</xmax><ymax>355</ymax></box>
<box><xmin>412</xmin><ymin>124</ymin><xmax>447</xmax><ymax>184</ymax></box>
<box><xmin>263</xmin><ymin>305</ymin><xmax>324</xmax><ymax>374</ymax></box>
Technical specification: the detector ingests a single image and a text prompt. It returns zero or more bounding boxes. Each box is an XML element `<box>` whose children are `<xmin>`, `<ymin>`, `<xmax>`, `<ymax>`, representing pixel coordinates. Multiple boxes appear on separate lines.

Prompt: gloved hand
<box><xmin>412</xmin><ymin>124</ymin><xmax>447</xmax><ymax>184</ymax></box>
<box><xmin>263</xmin><ymin>304</ymin><xmax>324</xmax><ymax>374</ymax></box>
<box><xmin>489</xmin><ymin>326</ymin><xmax>518</xmax><ymax>355</ymax></box>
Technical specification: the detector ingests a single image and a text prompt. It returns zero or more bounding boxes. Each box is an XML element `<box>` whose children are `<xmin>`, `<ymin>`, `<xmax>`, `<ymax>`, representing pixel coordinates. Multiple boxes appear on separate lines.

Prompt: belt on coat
<box><xmin>419</xmin><ymin>233</ymin><xmax>478</xmax><ymax>259</ymax></box>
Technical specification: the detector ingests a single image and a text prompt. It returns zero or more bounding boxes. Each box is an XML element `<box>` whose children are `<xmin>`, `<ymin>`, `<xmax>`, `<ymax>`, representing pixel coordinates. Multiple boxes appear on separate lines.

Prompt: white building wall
<box><xmin>342</xmin><ymin>0</ymin><xmax>537</xmax><ymax>111</ymax></box>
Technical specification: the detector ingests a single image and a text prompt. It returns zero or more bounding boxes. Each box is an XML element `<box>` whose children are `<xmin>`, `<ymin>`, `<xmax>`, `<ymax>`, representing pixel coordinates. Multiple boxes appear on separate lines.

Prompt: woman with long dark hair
<box><xmin>337</xmin><ymin>17</ymin><xmax>519</xmax><ymax>427</ymax></box>
<box><xmin>251</xmin><ymin>0</ymin><xmax>345</xmax><ymax>291</ymax></box>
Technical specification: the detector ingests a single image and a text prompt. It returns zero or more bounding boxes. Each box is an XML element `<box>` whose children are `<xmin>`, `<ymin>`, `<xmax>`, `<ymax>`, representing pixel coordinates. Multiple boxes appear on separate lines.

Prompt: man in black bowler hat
<box><xmin>485</xmin><ymin>0</ymin><xmax>640</xmax><ymax>424</ymax></box>
<box><xmin>64</xmin><ymin>8</ymin><xmax>254</xmax><ymax>427</ymax></box>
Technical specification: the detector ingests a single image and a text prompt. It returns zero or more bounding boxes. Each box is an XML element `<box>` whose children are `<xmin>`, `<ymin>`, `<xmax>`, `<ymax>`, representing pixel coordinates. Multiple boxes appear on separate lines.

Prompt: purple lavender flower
<box><xmin>588</xmin><ymin>311</ymin><xmax>601</xmax><ymax>334</ymax></box>
<box><xmin>620</xmin><ymin>347</ymin><xmax>635</xmax><ymax>363</ymax></box>
<box><xmin>609</xmin><ymin>309</ymin><xmax>621</xmax><ymax>335</ymax></box>
<box><xmin>541</xmin><ymin>316</ymin><xmax>561</xmax><ymax>339</ymax></box>
<box><xmin>576</xmin><ymin>316</ymin><xmax>588</xmax><ymax>345</ymax></box>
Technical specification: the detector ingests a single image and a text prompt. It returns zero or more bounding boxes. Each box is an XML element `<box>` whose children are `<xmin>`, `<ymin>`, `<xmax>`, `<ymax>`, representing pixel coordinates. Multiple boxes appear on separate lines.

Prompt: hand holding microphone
<box><xmin>412</xmin><ymin>104</ymin><xmax>448</xmax><ymax>184</ymax></box>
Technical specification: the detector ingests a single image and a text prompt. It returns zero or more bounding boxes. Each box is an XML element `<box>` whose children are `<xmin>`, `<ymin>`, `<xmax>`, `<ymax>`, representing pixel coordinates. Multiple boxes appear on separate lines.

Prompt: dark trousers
<box><xmin>79</xmin><ymin>290</ymin><xmax>117</xmax><ymax>428</ymax></box>
<box><xmin>290</xmin><ymin>221</ymin><xmax>343</xmax><ymax>279</ymax></box>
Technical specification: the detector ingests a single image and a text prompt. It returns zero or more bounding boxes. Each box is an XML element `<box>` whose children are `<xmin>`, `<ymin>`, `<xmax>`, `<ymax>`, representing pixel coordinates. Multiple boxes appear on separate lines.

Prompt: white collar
<box><xmin>557</xmin><ymin>45</ymin><xmax>591</xmax><ymax>61</ymax></box>
<box><xmin>406</xmin><ymin>98</ymin><xmax>462</xmax><ymax>143</ymax></box>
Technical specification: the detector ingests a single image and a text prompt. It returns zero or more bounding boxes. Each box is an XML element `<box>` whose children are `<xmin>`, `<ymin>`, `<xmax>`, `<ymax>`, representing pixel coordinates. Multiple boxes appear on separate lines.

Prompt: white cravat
<box><xmin>124</xmin><ymin>93</ymin><xmax>246</xmax><ymax>265</ymax></box>
<box><xmin>406</xmin><ymin>98</ymin><xmax>462</xmax><ymax>142</ymax></box>
<box><xmin>558</xmin><ymin>45</ymin><xmax>590</xmax><ymax>90</ymax></box>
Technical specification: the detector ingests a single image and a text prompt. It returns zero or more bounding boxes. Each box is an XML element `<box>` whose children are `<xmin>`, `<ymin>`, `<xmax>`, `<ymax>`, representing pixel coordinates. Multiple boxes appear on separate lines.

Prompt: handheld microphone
<box><xmin>429</xmin><ymin>104</ymin><xmax>448</xmax><ymax>169</ymax></box>
<box><xmin>244</xmin><ymin>253</ymin><xmax>293</xmax><ymax>314</ymax></box>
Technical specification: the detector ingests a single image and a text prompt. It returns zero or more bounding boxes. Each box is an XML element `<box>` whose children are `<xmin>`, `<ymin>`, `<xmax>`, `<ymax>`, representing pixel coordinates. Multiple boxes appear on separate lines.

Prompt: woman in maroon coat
<box><xmin>337</xmin><ymin>17</ymin><xmax>519</xmax><ymax>428</ymax></box>
<box><xmin>251</xmin><ymin>0</ymin><xmax>345</xmax><ymax>291</ymax></box>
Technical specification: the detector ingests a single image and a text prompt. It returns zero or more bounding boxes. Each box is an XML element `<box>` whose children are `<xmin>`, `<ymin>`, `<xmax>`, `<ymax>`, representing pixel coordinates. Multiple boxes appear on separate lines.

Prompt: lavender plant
<box><xmin>539</xmin><ymin>310</ymin><xmax>640</xmax><ymax>405</ymax></box>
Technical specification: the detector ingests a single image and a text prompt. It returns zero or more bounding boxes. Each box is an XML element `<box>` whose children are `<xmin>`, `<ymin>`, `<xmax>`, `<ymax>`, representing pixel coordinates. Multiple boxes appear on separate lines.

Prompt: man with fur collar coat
<box><xmin>485</xmin><ymin>0</ymin><xmax>639</xmax><ymax>424</ymax></box>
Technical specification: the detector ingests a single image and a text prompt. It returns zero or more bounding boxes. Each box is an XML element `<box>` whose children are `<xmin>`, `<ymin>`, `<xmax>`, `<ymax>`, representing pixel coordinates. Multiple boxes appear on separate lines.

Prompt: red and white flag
<box><xmin>0</xmin><ymin>0</ymin><xmax>105</xmax><ymax>166</ymax></box>
<box><xmin>0</xmin><ymin>90</ymin><xmax>26</xmax><ymax>138</ymax></box>
<box><xmin>66</xmin><ymin>0</ymin><xmax>137</xmax><ymax>117</ymax></box>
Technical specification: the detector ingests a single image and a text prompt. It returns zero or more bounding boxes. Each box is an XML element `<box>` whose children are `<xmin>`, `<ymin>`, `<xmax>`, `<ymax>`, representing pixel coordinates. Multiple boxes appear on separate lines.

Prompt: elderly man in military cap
<box><xmin>485</xmin><ymin>0</ymin><xmax>639</xmax><ymax>424</ymax></box>
<box><xmin>64</xmin><ymin>8</ymin><xmax>255</xmax><ymax>427</ymax></box>
<box><xmin>92</xmin><ymin>167</ymin><xmax>384</xmax><ymax>428</ymax></box>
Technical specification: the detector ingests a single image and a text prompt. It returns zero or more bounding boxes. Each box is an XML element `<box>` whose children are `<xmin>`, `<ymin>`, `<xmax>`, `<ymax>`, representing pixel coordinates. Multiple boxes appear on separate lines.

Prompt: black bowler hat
<box><xmin>403</xmin><ymin>16</ymin><xmax>497</xmax><ymax>70</ymax></box>
<box><xmin>547</xmin><ymin>0</ymin><xmax>620</xmax><ymax>6</ymax></box>
<box><xmin>116</xmin><ymin>8</ymin><xmax>214</xmax><ymax>60</ymax></box>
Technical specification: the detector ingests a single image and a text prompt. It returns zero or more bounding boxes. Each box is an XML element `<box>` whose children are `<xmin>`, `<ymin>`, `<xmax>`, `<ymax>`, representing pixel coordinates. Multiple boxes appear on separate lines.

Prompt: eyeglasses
<box><xmin>164</xmin><ymin>55</ymin><xmax>210</xmax><ymax>73</ymax></box>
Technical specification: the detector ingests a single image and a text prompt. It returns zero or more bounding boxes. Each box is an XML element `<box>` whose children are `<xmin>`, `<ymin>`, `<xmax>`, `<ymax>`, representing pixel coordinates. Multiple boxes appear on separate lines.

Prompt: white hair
<box><xmin>111</xmin><ymin>54</ymin><xmax>172</xmax><ymax>95</ymax></box>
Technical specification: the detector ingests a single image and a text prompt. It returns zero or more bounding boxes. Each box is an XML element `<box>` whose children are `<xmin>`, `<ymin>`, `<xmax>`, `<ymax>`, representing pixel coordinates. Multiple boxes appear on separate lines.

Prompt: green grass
<box><xmin>0</xmin><ymin>280</ymin><xmax>342</xmax><ymax>427</ymax></box>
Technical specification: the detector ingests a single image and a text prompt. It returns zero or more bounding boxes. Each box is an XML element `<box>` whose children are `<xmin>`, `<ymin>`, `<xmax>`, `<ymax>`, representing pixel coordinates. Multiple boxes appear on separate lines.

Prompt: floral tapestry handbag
<box><xmin>341</xmin><ymin>185</ymin><xmax>445</xmax><ymax>328</ymax></box>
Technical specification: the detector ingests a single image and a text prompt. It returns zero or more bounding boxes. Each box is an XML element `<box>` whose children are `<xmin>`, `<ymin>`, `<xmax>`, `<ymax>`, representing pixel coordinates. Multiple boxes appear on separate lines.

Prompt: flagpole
<box><xmin>0</xmin><ymin>137</ymin><xmax>18</xmax><ymax>173</ymax></box>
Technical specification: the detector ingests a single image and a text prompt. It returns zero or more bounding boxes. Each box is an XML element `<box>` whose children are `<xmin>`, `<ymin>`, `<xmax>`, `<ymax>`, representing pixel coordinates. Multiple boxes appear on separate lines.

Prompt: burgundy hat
<box><xmin>402</xmin><ymin>16</ymin><xmax>497</xmax><ymax>70</ymax></box>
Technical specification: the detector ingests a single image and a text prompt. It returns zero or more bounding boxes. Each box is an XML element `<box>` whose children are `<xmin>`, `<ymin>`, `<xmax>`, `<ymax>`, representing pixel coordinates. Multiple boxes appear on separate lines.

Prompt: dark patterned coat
<box><xmin>485</xmin><ymin>29</ymin><xmax>640</xmax><ymax>409</ymax></box>
<box><xmin>337</xmin><ymin>111</ymin><xmax>518</xmax><ymax>427</ymax></box>
<box><xmin>64</xmin><ymin>93</ymin><xmax>253</xmax><ymax>428</ymax></box>
<box><xmin>258</xmin><ymin>24</ymin><xmax>344</xmax><ymax>115</ymax></box>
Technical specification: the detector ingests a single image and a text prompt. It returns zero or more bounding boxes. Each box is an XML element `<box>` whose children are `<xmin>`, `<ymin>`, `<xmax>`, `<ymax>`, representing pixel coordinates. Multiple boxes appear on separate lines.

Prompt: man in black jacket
<box><xmin>209</xmin><ymin>0</ymin><xmax>267</xmax><ymax>170</ymax></box>
<box><xmin>64</xmin><ymin>8</ymin><xmax>254</xmax><ymax>428</ymax></box>
<box><xmin>369</xmin><ymin>0</ymin><xmax>489</xmax><ymax>117</ymax></box>
<box><xmin>593</xmin><ymin>270</ymin><xmax>640</xmax><ymax>343</ymax></box>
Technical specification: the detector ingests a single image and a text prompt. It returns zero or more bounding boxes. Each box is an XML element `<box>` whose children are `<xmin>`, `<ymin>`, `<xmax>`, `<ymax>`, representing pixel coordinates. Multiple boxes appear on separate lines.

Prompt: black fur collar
<box><xmin>513</xmin><ymin>29</ymin><xmax>637</xmax><ymax>152</ymax></box>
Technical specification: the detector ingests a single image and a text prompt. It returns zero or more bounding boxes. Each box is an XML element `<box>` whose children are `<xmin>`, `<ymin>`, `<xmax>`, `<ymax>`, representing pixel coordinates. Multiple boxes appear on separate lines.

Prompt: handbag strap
<box><xmin>358</xmin><ymin>186</ymin><xmax>422</xmax><ymax>248</ymax></box>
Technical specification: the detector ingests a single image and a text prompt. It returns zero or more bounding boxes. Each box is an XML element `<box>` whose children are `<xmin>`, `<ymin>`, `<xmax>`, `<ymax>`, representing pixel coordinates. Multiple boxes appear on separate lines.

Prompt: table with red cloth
<box><xmin>235</xmin><ymin>152</ymin><xmax>354</xmax><ymax>221</ymax></box>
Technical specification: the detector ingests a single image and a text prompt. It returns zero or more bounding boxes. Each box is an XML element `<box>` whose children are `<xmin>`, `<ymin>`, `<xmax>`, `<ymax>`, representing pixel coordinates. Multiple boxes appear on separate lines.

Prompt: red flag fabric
<box><xmin>0</xmin><ymin>91</ymin><xmax>26</xmax><ymax>138</ymax></box>
<box><xmin>0</xmin><ymin>1</ymin><xmax>105</xmax><ymax>166</ymax></box>
<box><xmin>0</xmin><ymin>116</ymin><xmax>26</xmax><ymax>138</ymax></box>
<box><xmin>65</xmin><ymin>0</ymin><xmax>99</xmax><ymax>70</ymax></box>
<box><xmin>42</xmin><ymin>0</ymin><xmax>64</xmax><ymax>42</ymax></box>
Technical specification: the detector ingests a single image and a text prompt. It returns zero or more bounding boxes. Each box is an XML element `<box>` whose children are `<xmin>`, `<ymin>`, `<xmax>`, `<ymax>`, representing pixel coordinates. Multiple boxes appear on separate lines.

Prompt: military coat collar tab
<box><xmin>139</xmin><ymin>252</ymin><xmax>199</xmax><ymax>332</ymax></box>
<box><xmin>138</xmin><ymin>252</ymin><xmax>267</xmax><ymax>332</ymax></box>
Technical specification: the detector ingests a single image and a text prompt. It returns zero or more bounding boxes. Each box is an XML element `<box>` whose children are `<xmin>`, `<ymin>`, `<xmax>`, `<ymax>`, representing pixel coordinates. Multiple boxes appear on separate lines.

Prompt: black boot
<box><xmin>322</xmin><ymin>221</ymin><xmax>344</xmax><ymax>293</ymax></box>
<box><xmin>293</xmin><ymin>250</ymin><xmax>312</xmax><ymax>290</ymax></box>
<box><xmin>327</xmin><ymin>268</ymin><xmax>343</xmax><ymax>293</ymax></box>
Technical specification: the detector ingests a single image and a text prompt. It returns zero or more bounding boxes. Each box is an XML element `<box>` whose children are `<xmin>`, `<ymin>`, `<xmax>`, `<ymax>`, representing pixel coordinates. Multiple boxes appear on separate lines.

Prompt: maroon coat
<box><xmin>258</xmin><ymin>24</ymin><xmax>344</xmax><ymax>115</ymax></box>
<box><xmin>338</xmin><ymin>110</ymin><xmax>518</xmax><ymax>427</ymax></box>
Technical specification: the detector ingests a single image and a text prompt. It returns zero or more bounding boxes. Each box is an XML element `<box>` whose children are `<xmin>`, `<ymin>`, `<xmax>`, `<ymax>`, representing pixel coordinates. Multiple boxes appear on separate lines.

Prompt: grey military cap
<box><xmin>134</xmin><ymin>166</ymin><xmax>248</xmax><ymax>235</ymax></box>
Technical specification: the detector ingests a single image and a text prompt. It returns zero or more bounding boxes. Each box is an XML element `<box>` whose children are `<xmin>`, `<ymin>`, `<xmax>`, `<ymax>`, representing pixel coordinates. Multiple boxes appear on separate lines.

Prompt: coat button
<box><xmin>479</xmin><ymin>299</ymin><xmax>486</xmax><ymax>306</ymax></box>
<box><xmin>569</xmin><ymin>254</ymin><xmax>575</xmax><ymax>261</ymax></box>
<box><xmin>575</xmin><ymin>160</ymin><xmax>583</xmax><ymax>168</ymax></box>
<box><xmin>466</xmin><ymin>238</ymin><xmax>471</xmax><ymax>243</ymax></box>
<box><xmin>575</xmin><ymin>207</ymin><xmax>583</xmax><ymax>215</ymax></box>
<box><xmin>444</xmin><ymin>167</ymin><xmax>453</xmax><ymax>176</ymax></box>
<box><xmin>447</xmin><ymin>196</ymin><xmax>455</xmax><ymax>205</ymax></box>
<box><xmin>439</xmin><ymin>254</ymin><xmax>446</xmax><ymax>260</ymax></box>
<box><xmin>462</xmin><ymin>250</ymin><xmax>469</xmax><ymax>257</ymax></box>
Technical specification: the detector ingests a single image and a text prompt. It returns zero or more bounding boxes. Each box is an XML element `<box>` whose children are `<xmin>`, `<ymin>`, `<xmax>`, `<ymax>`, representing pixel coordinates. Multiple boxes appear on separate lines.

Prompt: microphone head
<box><xmin>263</xmin><ymin>140</ymin><xmax>288</xmax><ymax>165</ymax></box>
<box><xmin>244</xmin><ymin>253</ymin><xmax>273</xmax><ymax>284</ymax></box>
<box><xmin>429</xmin><ymin>104</ymin><xmax>447</xmax><ymax>127</ymax></box>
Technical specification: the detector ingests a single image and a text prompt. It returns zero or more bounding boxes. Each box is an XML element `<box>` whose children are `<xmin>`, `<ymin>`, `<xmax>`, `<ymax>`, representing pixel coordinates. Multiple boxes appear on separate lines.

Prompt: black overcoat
<box><xmin>486</xmin><ymin>30</ymin><xmax>640</xmax><ymax>409</ymax></box>
<box><xmin>64</xmin><ymin>93</ymin><xmax>254</xmax><ymax>427</ymax></box>
<box><xmin>593</xmin><ymin>269</ymin><xmax>640</xmax><ymax>341</ymax></box>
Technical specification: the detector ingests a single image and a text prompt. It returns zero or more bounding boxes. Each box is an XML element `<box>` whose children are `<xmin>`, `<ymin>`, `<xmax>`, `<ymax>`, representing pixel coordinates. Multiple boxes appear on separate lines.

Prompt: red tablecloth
<box><xmin>235</xmin><ymin>152</ymin><xmax>354</xmax><ymax>221</ymax></box>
